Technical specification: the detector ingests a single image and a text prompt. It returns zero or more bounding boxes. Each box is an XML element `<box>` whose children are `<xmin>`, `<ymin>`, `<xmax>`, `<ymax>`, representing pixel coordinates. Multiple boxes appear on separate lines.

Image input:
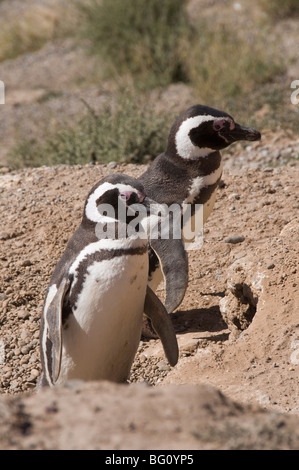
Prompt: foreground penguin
<box><xmin>138</xmin><ymin>104</ymin><xmax>261</xmax><ymax>313</ymax></box>
<box><xmin>40</xmin><ymin>174</ymin><xmax>179</xmax><ymax>387</ymax></box>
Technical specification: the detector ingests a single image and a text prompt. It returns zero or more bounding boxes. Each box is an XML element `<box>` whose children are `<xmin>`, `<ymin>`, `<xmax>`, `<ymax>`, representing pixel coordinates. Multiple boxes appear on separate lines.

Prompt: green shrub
<box><xmin>77</xmin><ymin>0</ymin><xmax>285</xmax><ymax>112</ymax></box>
<box><xmin>188</xmin><ymin>22</ymin><xmax>284</xmax><ymax>102</ymax></box>
<box><xmin>8</xmin><ymin>92</ymin><xmax>174</xmax><ymax>169</ymax></box>
<box><xmin>78</xmin><ymin>0</ymin><xmax>192</xmax><ymax>87</ymax></box>
<box><xmin>184</xmin><ymin>21</ymin><xmax>286</xmax><ymax>125</ymax></box>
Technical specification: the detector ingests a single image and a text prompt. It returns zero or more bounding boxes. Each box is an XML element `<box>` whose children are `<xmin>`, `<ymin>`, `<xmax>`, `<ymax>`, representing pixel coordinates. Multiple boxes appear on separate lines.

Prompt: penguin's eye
<box><xmin>120</xmin><ymin>192</ymin><xmax>132</xmax><ymax>201</ymax></box>
<box><xmin>213</xmin><ymin>118</ymin><xmax>235</xmax><ymax>132</ymax></box>
<box><xmin>120</xmin><ymin>191</ymin><xmax>145</xmax><ymax>203</ymax></box>
<box><xmin>213</xmin><ymin>119</ymin><xmax>227</xmax><ymax>132</ymax></box>
<box><xmin>119</xmin><ymin>191</ymin><xmax>140</xmax><ymax>203</ymax></box>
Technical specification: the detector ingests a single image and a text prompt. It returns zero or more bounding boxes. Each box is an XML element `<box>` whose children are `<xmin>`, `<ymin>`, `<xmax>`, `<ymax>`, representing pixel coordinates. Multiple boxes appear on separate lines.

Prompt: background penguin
<box><xmin>138</xmin><ymin>104</ymin><xmax>261</xmax><ymax>314</ymax></box>
<box><xmin>39</xmin><ymin>174</ymin><xmax>178</xmax><ymax>387</ymax></box>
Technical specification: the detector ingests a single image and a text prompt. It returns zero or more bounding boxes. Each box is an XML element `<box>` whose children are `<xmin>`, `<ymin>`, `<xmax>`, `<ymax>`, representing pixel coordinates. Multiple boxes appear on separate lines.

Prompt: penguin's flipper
<box><xmin>144</xmin><ymin>286</ymin><xmax>179</xmax><ymax>367</ymax></box>
<box><xmin>150</xmin><ymin>237</ymin><xmax>188</xmax><ymax>314</ymax></box>
<box><xmin>43</xmin><ymin>277</ymin><xmax>71</xmax><ymax>385</ymax></box>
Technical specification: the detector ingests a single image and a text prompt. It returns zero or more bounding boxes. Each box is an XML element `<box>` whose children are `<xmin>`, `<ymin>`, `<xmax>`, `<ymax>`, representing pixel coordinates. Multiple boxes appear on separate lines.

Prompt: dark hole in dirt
<box><xmin>172</xmin><ymin>304</ymin><xmax>228</xmax><ymax>335</ymax></box>
<box><xmin>220</xmin><ymin>282</ymin><xmax>258</xmax><ymax>334</ymax></box>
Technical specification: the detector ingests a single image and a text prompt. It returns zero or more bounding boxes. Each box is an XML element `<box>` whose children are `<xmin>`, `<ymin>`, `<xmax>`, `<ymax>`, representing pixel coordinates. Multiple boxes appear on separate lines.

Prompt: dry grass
<box><xmin>189</xmin><ymin>24</ymin><xmax>283</xmax><ymax>99</ymax></box>
<box><xmin>0</xmin><ymin>2</ymin><xmax>78</xmax><ymax>62</ymax></box>
<box><xmin>78</xmin><ymin>0</ymin><xmax>192</xmax><ymax>88</ymax></box>
<box><xmin>185</xmin><ymin>21</ymin><xmax>286</xmax><ymax>125</ymax></box>
<box><xmin>77</xmin><ymin>0</ymin><xmax>286</xmax><ymax>119</ymax></box>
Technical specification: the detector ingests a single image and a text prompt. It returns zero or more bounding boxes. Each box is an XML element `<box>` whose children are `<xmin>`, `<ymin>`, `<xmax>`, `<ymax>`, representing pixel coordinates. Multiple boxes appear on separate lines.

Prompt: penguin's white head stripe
<box><xmin>85</xmin><ymin>182</ymin><xmax>140</xmax><ymax>223</ymax></box>
<box><xmin>43</xmin><ymin>284</ymin><xmax>58</xmax><ymax>316</ymax></box>
<box><xmin>175</xmin><ymin>115</ymin><xmax>233</xmax><ymax>160</ymax></box>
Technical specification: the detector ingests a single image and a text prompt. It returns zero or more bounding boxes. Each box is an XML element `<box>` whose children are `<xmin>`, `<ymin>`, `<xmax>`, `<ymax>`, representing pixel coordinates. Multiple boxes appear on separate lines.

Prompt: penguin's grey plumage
<box><xmin>138</xmin><ymin>104</ymin><xmax>261</xmax><ymax>314</ymax></box>
<box><xmin>40</xmin><ymin>173</ymin><xmax>178</xmax><ymax>387</ymax></box>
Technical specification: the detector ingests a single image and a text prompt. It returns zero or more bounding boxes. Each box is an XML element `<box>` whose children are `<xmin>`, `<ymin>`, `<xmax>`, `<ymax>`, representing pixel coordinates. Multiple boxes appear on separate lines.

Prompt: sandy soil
<box><xmin>0</xmin><ymin>0</ymin><xmax>298</xmax><ymax>452</ymax></box>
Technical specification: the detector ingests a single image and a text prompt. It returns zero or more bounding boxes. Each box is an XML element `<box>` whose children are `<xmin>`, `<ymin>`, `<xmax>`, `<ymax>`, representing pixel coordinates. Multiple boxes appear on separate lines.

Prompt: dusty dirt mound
<box><xmin>0</xmin><ymin>159</ymin><xmax>298</xmax><ymax>449</ymax></box>
<box><xmin>1</xmin><ymin>381</ymin><xmax>299</xmax><ymax>450</ymax></box>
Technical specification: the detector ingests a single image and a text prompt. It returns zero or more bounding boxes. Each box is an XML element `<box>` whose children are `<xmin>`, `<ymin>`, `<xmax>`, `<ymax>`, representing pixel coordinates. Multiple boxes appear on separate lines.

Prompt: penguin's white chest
<box><xmin>59</xmin><ymin>253</ymin><xmax>148</xmax><ymax>384</ymax></box>
<box><xmin>148</xmin><ymin>174</ymin><xmax>220</xmax><ymax>291</ymax></box>
<box><xmin>182</xmin><ymin>166</ymin><xmax>222</xmax><ymax>243</ymax></box>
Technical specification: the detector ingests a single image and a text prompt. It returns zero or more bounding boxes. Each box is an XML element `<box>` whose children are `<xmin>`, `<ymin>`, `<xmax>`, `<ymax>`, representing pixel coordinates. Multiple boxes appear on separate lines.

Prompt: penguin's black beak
<box><xmin>228</xmin><ymin>123</ymin><xmax>261</xmax><ymax>142</ymax></box>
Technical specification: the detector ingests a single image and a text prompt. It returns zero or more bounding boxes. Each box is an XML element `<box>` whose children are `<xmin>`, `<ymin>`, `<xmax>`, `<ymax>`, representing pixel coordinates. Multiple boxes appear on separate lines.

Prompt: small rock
<box><xmin>18</xmin><ymin>309</ymin><xmax>30</xmax><ymax>320</ymax></box>
<box><xmin>21</xmin><ymin>345</ymin><xmax>31</xmax><ymax>355</ymax></box>
<box><xmin>29</xmin><ymin>369</ymin><xmax>40</xmax><ymax>379</ymax></box>
<box><xmin>224</xmin><ymin>235</ymin><xmax>245</xmax><ymax>244</ymax></box>
<box><xmin>20</xmin><ymin>329</ymin><xmax>31</xmax><ymax>340</ymax></box>
<box><xmin>157</xmin><ymin>360</ymin><xmax>171</xmax><ymax>372</ymax></box>
<box><xmin>107</xmin><ymin>161</ymin><xmax>117</xmax><ymax>169</ymax></box>
<box><xmin>20</xmin><ymin>260</ymin><xmax>33</xmax><ymax>267</ymax></box>
<box><xmin>139</xmin><ymin>354</ymin><xmax>147</xmax><ymax>364</ymax></box>
<box><xmin>228</xmin><ymin>193</ymin><xmax>240</xmax><ymax>200</ymax></box>
<box><xmin>270</xmin><ymin>180</ymin><xmax>282</xmax><ymax>188</ymax></box>
<box><xmin>267</xmin><ymin>263</ymin><xmax>275</xmax><ymax>269</ymax></box>
<box><xmin>20</xmin><ymin>355</ymin><xmax>29</xmax><ymax>365</ymax></box>
<box><xmin>0</xmin><ymin>167</ymin><xmax>11</xmax><ymax>174</ymax></box>
<box><xmin>257</xmin><ymin>392</ymin><xmax>271</xmax><ymax>405</ymax></box>
<box><xmin>181</xmin><ymin>339</ymin><xmax>199</xmax><ymax>355</ymax></box>
<box><xmin>2</xmin><ymin>299</ymin><xmax>9</xmax><ymax>309</ymax></box>
<box><xmin>0</xmin><ymin>232</ymin><xmax>10</xmax><ymax>240</ymax></box>
<box><xmin>10</xmin><ymin>380</ymin><xmax>19</xmax><ymax>390</ymax></box>
<box><xmin>29</xmin><ymin>354</ymin><xmax>38</xmax><ymax>363</ymax></box>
